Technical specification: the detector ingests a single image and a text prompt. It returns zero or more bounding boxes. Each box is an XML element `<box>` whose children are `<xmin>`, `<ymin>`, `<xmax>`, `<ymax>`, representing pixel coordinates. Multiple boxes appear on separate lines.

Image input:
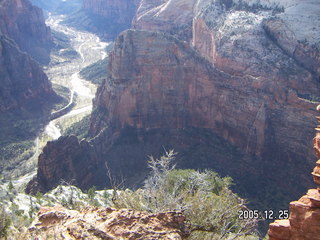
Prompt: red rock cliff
<box><xmin>88</xmin><ymin>29</ymin><xmax>319</xmax><ymax>198</ymax></box>
<box><xmin>26</xmin><ymin>135</ymin><xmax>105</xmax><ymax>194</ymax></box>
<box><xmin>0</xmin><ymin>0</ymin><xmax>52</xmax><ymax>64</ymax></box>
<box><xmin>28</xmin><ymin>0</ymin><xmax>320</xmax><ymax>216</ymax></box>
<box><xmin>268</xmin><ymin>106</ymin><xmax>320</xmax><ymax>240</ymax></box>
<box><xmin>0</xmin><ymin>34</ymin><xmax>55</xmax><ymax>113</ymax></box>
<box><xmin>29</xmin><ymin>27</ymin><xmax>319</xmax><ymax>206</ymax></box>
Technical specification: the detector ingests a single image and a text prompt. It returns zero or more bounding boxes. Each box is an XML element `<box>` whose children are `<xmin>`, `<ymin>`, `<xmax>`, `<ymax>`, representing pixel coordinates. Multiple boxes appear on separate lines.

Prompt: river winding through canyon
<box><xmin>10</xmin><ymin>14</ymin><xmax>110</xmax><ymax>186</ymax></box>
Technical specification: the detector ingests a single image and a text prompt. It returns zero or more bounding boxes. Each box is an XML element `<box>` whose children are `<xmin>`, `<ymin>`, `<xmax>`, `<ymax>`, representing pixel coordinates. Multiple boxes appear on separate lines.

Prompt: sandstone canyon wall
<box><xmin>28</xmin><ymin>0</ymin><xmax>320</xmax><ymax>220</ymax></box>
<box><xmin>0</xmin><ymin>34</ymin><xmax>55</xmax><ymax>113</ymax></box>
<box><xmin>91</xmin><ymin>23</ymin><xmax>319</xmax><ymax>206</ymax></box>
<box><xmin>81</xmin><ymin>0</ymin><xmax>140</xmax><ymax>40</ymax></box>
<box><xmin>0</xmin><ymin>0</ymin><xmax>52</xmax><ymax>64</ymax></box>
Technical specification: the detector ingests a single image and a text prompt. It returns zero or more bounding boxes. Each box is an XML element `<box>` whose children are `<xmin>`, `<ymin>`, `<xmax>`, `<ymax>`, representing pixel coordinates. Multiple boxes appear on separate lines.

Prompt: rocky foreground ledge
<box><xmin>27</xmin><ymin>206</ymin><xmax>188</xmax><ymax>239</ymax></box>
<box><xmin>268</xmin><ymin>106</ymin><xmax>320</xmax><ymax>240</ymax></box>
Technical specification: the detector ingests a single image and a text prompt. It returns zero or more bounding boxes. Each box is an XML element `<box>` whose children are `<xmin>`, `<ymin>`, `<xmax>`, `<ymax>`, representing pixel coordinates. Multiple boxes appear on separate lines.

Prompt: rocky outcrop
<box><xmin>0</xmin><ymin>0</ymin><xmax>52</xmax><ymax>64</ymax></box>
<box><xmin>81</xmin><ymin>0</ymin><xmax>140</xmax><ymax>40</ymax></box>
<box><xmin>0</xmin><ymin>34</ymin><xmax>55</xmax><ymax>113</ymax></box>
<box><xmin>27</xmin><ymin>206</ymin><xmax>189</xmax><ymax>239</ymax></box>
<box><xmin>90</xmin><ymin>28</ymin><xmax>319</xmax><ymax>202</ymax></box>
<box><xmin>133</xmin><ymin>0</ymin><xmax>197</xmax><ymax>41</ymax></box>
<box><xmin>30</xmin><ymin>26</ymin><xmax>319</xmax><ymax>216</ymax></box>
<box><xmin>26</xmin><ymin>135</ymin><xmax>105</xmax><ymax>194</ymax></box>
<box><xmin>268</xmin><ymin>106</ymin><xmax>320</xmax><ymax>240</ymax></box>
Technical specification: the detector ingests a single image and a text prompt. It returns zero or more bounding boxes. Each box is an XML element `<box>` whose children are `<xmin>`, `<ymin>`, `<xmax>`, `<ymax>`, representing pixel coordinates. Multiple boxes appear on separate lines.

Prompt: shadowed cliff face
<box><xmin>81</xmin><ymin>0</ymin><xmax>140</xmax><ymax>40</ymax></box>
<box><xmin>27</xmin><ymin>136</ymin><xmax>104</xmax><ymax>193</ymax></box>
<box><xmin>82</xmin><ymin>0</ymin><xmax>140</xmax><ymax>22</ymax></box>
<box><xmin>29</xmin><ymin>27</ymin><xmax>319</xmax><ymax>215</ymax></box>
<box><xmin>91</xmin><ymin>29</ymin><xmax>319</xmax><ymax>202</ymax></box>
<box><xmin>268</xmin><ymin>109</ymin><xmax>320</xmax><ymax>240</ymax></box>
<box><xmin>0</xmin><ymin>0</ymin><xmax>52</xmax><ymax>64</ymax></box>
<box><xmin>0</xmin><ymin>34</ymin><xmax>55</xmax><ymax>113</ymax></box>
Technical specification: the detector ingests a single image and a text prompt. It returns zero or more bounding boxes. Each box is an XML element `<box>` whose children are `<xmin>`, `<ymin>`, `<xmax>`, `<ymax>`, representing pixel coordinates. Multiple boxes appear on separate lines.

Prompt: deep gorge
<box><xmin>0</xmin><ymin>0</ymin><xmax>320</xmax><ymax>238</ymax></box>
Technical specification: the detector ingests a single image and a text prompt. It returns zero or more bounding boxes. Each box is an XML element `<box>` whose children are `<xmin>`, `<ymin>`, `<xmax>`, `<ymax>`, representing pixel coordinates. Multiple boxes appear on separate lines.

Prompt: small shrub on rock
<box><xmin>114</xmin><ymin>150</ymin><xmax>258</xmax><ymax>239</ymax></box>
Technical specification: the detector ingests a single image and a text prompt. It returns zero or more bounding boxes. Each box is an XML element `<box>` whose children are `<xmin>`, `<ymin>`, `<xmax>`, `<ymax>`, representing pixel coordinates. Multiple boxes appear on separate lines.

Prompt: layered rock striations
<box><xmin>27</xmin><ymin>0</ymin><xmax>320</xmax><ymax>221</ymax></box>
<box><xmin>268</xmin><ymin>106</ymin><xmax>320</xmax><ymax>240</ymax></box>
<box><xmin>27</xmin><ymin>206</ymin><xmax>188</xmax><ymax>239</ymax></box>
<box><xmin>0</xmin><ymin>34</ymin><xmax>55</xmax><ymax>113</ymax></box>
<box><xmin>0</xmin><ymin>0</ymin><xmax>52</xmax><ymax>64</ymax></box>
<box><xmin>81</xmin><ymin>0</ymin><xmax>140</xmax><ymax>40</ymax></box>
<box><xmin>29</xmin><ymin>24</ymin><xmax>319</xmax><ymax>214</ymax></box>
<box><xmin>91</xmin><ymin>27</ymin><xmax>319</xmax><ymax>203</ymax></box>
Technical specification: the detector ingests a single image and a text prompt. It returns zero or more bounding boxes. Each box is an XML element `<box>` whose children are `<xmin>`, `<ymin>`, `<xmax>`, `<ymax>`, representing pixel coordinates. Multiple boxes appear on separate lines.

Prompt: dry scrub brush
<box><xmin>113</xmin><ymin>150</ymin><xmax>258</xmax><ymax>239</ymax></box>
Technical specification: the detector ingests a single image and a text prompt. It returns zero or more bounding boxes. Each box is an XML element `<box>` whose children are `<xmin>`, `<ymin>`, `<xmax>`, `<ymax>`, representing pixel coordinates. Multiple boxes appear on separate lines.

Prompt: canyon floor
<box><xmin>0</xmin><ymin>13</ymin><xmax>109</xmax><ymax>190</ymax></box>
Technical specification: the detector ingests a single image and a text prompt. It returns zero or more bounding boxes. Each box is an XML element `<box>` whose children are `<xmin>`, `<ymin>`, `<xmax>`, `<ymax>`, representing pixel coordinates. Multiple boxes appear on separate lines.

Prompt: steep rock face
<box><xmin>90</xmin><ymin>30</ymin><xmax>319</xmax><ymax>201</ymax></box>
<box><xmin>82</xmin><ymin>0</ymin><xmax>140</xmax><ymax>40</ymax></box>
<box><xmin>26</xmin><ymin>136</ymin><xmax>105</xmax><ymax>194</ymax></box>
<box><xmin>0</xmin><ymin>34</ymin><xmax>54</xmax><ymax>113</ymax></box>
<box><xmin>133</xmin><ymin>0</ymin><xmax>197</xmax><ymax>41</ymax></box>
<box><xmin>29</xmin><ymin>28</ymin><xmax>318</xmax><ymax>209</ymax></box>
<box><xmin>29</xmin><ymin>1</ymin><xmax>320</xmax><ymax>216</ymax></box>
<box><xmin>27</xmin><ymin>206</ymin><xmax>188</xmax><ymax>239</ymax></box>
<box><xmin>0</xmin><ymin>0</ymin><xmax>52</xmax><ymax>64</ymax></box>
<box><xmin>268</xmin><ymin>107</ymin><xmax>320</xmax><ymax>240</ymax></box>
<box><xmin>93</xmin><ymin>29</ymin><xmax>318</xmax><ymax>154</ymax></box>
